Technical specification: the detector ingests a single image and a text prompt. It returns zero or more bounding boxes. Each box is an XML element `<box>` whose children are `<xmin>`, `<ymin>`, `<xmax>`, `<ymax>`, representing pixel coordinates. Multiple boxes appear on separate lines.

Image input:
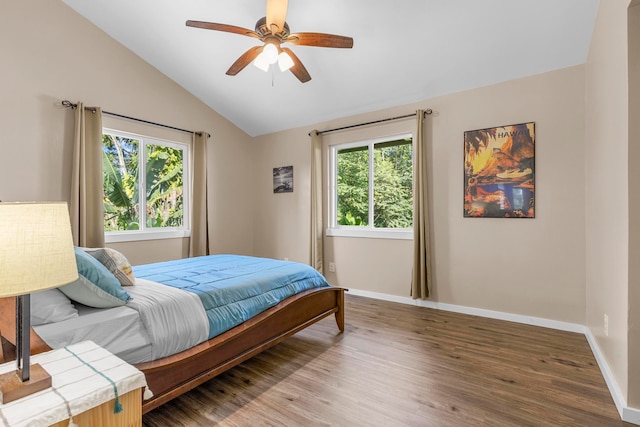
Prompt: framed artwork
<box><xmin>273</xmin><ymin>165</ymin><xmax>293</xmax><ymax>193</ymax></box>
<box><xmin>464</xmin><ymin>122</ymin><xmax>535</xmax><ymax>218</ymax></box>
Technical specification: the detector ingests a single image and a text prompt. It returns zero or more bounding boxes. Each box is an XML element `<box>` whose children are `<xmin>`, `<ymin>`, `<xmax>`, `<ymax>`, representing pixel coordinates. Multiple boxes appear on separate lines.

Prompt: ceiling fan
<box><xmin>186</xmin><ymin>0</ymin><xmax>353</xmax><ymax>83</ymax></box>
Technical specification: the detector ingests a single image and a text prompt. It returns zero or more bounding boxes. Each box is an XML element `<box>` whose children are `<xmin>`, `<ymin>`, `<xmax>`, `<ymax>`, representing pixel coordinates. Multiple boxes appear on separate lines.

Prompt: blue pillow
<box><xmin>59</xmin><ymin>247</ymin><xmax>131</xmax><ymax>308</ymax></box>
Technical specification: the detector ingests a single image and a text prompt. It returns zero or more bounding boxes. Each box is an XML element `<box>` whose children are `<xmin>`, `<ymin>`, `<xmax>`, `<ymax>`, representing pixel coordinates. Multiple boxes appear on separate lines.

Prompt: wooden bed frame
<box><xmin>0</xmin><ymin>286</ymin><xmax>346</xmax><ymax>414</ymax></box>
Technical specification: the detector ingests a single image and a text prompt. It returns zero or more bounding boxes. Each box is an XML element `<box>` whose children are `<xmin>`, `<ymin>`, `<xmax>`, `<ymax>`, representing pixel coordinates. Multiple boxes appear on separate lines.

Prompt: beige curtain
<box><xmin>411</xmin><ymin>110</ymin><xmax>432</xmax><ymax>299</ymax></box>
<box><xmin>69</xmin><ymin>103</ymin><xmax>105</xmax><ymax>248</ymax></box>
<box><xmin>189</xmin><ymin>132</ymin><xmax>209</xmax><ymax>257</ymax></box>
<box><xmin>310</xmin><ymin>130</ymin><xmax>323</xmax><ymax>273</ymax></box>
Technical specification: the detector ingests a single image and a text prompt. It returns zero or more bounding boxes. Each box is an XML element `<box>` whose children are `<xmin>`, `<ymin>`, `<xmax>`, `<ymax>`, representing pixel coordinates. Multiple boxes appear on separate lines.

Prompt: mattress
<box><xmin>34</xmin><ymin>279</ymin><xmax>208</xmax><ymax>364</ymax></box>
<box><xmin>33</xmin><ymin>302</ymin><xmax>151</xmax><ymax>363</ymax></box>
<box><xmin>34</xmin><ymin>255</ymin><xmax>331</xmax><ymax>364</ymax></box>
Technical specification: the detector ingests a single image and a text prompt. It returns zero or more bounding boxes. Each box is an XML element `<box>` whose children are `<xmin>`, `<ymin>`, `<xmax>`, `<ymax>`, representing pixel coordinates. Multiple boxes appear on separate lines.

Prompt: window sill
<box><xmin>326</xmin><ymin>227</ymin><xmax>413</xmax><ymax>240</ymax></box>
<box><xmin>105</xmin><ymin>229</ymin><xmax>190</xmax><ymax>243</ymax></box>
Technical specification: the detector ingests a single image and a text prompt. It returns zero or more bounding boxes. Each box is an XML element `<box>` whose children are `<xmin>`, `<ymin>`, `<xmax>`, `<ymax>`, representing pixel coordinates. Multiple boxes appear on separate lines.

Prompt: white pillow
<box><xmin>31</xmin><ymin>289</ymin><xmax>79</xmax><ymax>326</ymax></box>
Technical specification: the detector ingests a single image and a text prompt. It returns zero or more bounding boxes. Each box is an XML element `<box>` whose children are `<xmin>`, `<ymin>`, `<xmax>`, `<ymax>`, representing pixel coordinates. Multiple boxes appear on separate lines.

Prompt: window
<box><xmin>102</xmin><ymin>129</ymin><xmax>190</xmax><ymax>242</ymax></box>
<box><xmin>328</xmin><ymin>134</ymin><xmax>413</xmax><ymax>239</ymax></box>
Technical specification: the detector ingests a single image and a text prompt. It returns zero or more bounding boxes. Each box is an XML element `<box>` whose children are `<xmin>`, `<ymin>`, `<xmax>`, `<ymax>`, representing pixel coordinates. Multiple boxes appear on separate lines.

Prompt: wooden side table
<box><xmin>48</xmin><ymin>388</ymin><xmax>141</xmax><ymax>427</ymax></box>
<box><xmin>0</xmin><ymin>341</ymin><xmax>147</xmax><ymax>426</ymax></box>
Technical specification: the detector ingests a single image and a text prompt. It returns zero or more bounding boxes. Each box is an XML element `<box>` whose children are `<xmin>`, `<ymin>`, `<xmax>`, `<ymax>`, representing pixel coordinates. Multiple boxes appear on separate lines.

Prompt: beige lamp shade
<box><xmin>0</xmin><ymin>202</ymin><xmax>78</xmax><ymax>297</ymax></box>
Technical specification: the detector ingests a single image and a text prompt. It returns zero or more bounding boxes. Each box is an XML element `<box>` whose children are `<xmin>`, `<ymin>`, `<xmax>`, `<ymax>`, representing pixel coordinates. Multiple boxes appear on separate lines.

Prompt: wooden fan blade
<box><xmin>281</xmin><ymin>47</ymin><xmax>311</xmax><ymax>83</ymax></box>
<box><xmin>226</xmin><ymin>46</ymin><xmax>263</xmax><ymax>76</ymax></box>
<box><xmin>286</xmin><ymin>32</ymin><xmax>353</xmax><ymax>48</ymax></box>
<box><xmin>186</xmin><ymin>20</ymin><xmax>261</xmax><ymax>39</ymax></box>
<box><xmin>266</xmin><ymin>0</ymin><xmax>288</xmax><ymax>34</ymax></box>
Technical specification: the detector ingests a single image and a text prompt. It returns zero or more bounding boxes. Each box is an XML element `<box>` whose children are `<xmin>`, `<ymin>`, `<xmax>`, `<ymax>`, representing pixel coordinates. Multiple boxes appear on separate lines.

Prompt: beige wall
<box><xmin>0</xmin><ymin>0</ymin><xmax>255</xmax><ymax>264</ymax></box>
<box><xmin>585</xmin><ymin>0</ymin><xmax>632</xmax><ymax>404</ymax></box>
<box><xmin>251</xmin><ymin>129</ymin><xmax>313</xmax><ymax>263</ymax></box>
<box><xmin>254</xmin><ymin>65</ymin><xmax>587</xmax><ymax>324</ymax></box>
<box><xmin>628</xmin><ymin>0</ymin><xmax>640</xmax><ymax>409</ymax></box>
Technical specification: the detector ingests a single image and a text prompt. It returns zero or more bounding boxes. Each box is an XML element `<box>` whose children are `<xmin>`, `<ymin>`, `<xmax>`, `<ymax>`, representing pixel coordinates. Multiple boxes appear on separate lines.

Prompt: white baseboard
<box><xmin>346</xmin><ymin>288</ymin><xmax>640</xmax><ymax>425</ymax></box>
<box><xmin>346</xmin><ymin>288</ymin><xmax>586</xmax><ymax>332</ymax></box>
<box><xmin>584</xmin><ymin>329</ymin><xmax>640</xmax><ymax>424</ymax></box>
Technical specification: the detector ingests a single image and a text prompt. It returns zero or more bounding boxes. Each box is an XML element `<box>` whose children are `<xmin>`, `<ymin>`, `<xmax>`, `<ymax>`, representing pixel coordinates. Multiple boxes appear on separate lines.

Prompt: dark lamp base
<box><xmin>0</xmin><ymin>363</ymin><xmax>51</xmax><ymax>404</ymax></box>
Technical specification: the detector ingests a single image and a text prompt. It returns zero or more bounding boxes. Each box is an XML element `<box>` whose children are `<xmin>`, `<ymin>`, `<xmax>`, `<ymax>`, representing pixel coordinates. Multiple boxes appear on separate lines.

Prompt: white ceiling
<box><xmin>61</xmin><ymin>0</ymin><xmax>599</xmax><ymax>137</ymax></box>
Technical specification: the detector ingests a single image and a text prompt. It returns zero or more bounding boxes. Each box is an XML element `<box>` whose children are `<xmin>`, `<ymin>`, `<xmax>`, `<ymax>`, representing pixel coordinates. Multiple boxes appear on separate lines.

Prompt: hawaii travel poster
<box><xmin>464</xmin><ymin>122</ymin><xmax>535</xmax><ymax>218</ymax></box>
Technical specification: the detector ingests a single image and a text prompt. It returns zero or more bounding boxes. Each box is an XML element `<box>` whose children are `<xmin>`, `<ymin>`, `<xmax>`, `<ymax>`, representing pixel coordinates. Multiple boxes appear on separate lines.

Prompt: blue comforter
<box><xmin>133</xmin><ymin>255</ymin><xmax>330</xmax><ymax>338</ymax></box>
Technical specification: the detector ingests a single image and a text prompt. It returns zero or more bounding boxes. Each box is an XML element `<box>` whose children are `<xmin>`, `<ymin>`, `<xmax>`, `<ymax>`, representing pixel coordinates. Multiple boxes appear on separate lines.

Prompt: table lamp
<box><xmin>0</xmin><ymin>202</ymin><xmax>78</xmax><ymax>404</ymax></box>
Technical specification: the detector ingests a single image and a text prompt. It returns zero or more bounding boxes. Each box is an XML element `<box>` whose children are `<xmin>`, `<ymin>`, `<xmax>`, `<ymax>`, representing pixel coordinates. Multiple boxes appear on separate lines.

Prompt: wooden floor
<box><xmin>142</xmin><ymin>294</ymin><xmax>631</xmax><ymax>426</ymax></box>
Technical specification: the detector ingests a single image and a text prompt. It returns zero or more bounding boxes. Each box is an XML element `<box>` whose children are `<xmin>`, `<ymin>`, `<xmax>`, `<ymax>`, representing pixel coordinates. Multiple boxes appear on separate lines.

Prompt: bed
<box><xmin>0</xmin><ymin>252</ymin><xmax>346</xmax><ymax>414</ymax></box>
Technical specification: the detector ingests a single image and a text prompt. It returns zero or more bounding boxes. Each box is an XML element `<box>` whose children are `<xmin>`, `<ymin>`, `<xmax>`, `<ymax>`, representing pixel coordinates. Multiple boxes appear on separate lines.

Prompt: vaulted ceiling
<box><xmin>61</xmin><ymin>0</ymin><xmax>599</xmax><ymax>136</ymax></box>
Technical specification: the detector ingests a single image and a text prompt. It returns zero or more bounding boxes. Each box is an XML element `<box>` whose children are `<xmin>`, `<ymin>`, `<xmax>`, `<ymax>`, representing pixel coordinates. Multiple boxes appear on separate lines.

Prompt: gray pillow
<box><xmin>31</xmin><ymin>288</ymin><xmax>78</xmax><ymax>326</ymax></box>
<box><xmin>81</xmin><ymin>247</ymin><xmax>135</xmax><ymax>286</ymax></box>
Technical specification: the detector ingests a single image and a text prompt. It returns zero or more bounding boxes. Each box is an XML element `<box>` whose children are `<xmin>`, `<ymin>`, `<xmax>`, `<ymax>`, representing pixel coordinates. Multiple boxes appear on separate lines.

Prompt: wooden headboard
<box><xmin>0</xmin><ymin>297</ymin><xmax>52</xmax><ymax>363</ymax></box>
<box><xmin>0</xmin><ymin>326</ymin><xmax>4</xmax><ymax>363</ymax></box>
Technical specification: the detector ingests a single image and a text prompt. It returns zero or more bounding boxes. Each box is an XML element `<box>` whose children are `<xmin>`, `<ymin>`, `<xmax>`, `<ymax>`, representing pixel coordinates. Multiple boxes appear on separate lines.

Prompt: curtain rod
<box><xmin>312</xmin><ymin>108</ymin><xmax>433</xmax><ymax>136</ymax></box>
<box><xmin>61</xmin><ymin>100</ymin><xmax>210</xmax><ymax>138</ymax></box>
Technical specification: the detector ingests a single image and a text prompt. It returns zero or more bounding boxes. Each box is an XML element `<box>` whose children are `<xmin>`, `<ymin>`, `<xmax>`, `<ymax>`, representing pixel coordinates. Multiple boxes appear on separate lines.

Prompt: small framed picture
<box><xmin>273</xmin><ymin>166</ymin><xmax>293</xmax><ymax>193</ymax></box>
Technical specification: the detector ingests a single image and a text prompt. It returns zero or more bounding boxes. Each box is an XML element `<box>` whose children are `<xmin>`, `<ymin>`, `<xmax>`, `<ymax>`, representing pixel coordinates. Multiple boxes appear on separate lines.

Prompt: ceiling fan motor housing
<box><xmin>255</xmin><ymin>16</ymin><xmax>290</xmax><ymax>38</ymax></box>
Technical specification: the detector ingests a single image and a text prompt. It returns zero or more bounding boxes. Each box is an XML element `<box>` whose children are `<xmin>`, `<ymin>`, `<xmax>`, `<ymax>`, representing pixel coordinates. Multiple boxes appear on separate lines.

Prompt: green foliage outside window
<box><xmin>337</xmin><ymin>138</ymin><xmax>413</xmax><ymax>228</ymax></box>
<box><xmin>102</xmin><ymin>133</ymin><xmax>184</xmax><ymax>232</ymax></box>
<box><xmin>145</xmin><ymin>144</ymin><xmax>184</xmax><ymax>228</ymax></box>
<box><xmin>337</xmin><ymin>146</ymin><xmax>369</xmax><ymax>226</ymax></box>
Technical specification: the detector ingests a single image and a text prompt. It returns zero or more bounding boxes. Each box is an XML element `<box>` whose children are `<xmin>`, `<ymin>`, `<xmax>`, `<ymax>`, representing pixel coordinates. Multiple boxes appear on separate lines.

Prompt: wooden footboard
<box><xmin>137</xmin><ymin>286</ymin><xmax>346</xmax><ymax>414</ymax></box>
<box><xmin>0</xmin><ymin>287</ymin><xmax>346</xmax><ymax>414</ymax></box>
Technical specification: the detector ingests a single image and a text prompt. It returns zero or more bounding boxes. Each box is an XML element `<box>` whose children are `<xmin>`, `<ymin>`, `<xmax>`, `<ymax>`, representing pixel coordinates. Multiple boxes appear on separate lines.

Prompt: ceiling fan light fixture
<box><xmin>253</xmin><ymin>53</ymin><xmax>270</xmax><ymax>72</ymax></box>
<box><xmin>278</xmin><ymin>51</ymin><xmax>294</xmax><ymax>71</ymax></box>
<box><xmin>262</xmin><ymin>43</ymin><xmax>279</xmax><ymax>64</ymax></box>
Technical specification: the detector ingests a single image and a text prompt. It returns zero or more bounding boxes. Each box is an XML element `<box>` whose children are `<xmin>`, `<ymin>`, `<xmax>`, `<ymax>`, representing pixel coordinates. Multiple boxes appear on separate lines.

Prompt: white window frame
<box><xmin>103</xmin><ymin>128</ymin><xmax>191</xmax><ymax>243</ymax></box>
<box><xmin>327</xmin><ymin>133</ymin><xmax>414</xmax><ymax>240</ymax></box>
